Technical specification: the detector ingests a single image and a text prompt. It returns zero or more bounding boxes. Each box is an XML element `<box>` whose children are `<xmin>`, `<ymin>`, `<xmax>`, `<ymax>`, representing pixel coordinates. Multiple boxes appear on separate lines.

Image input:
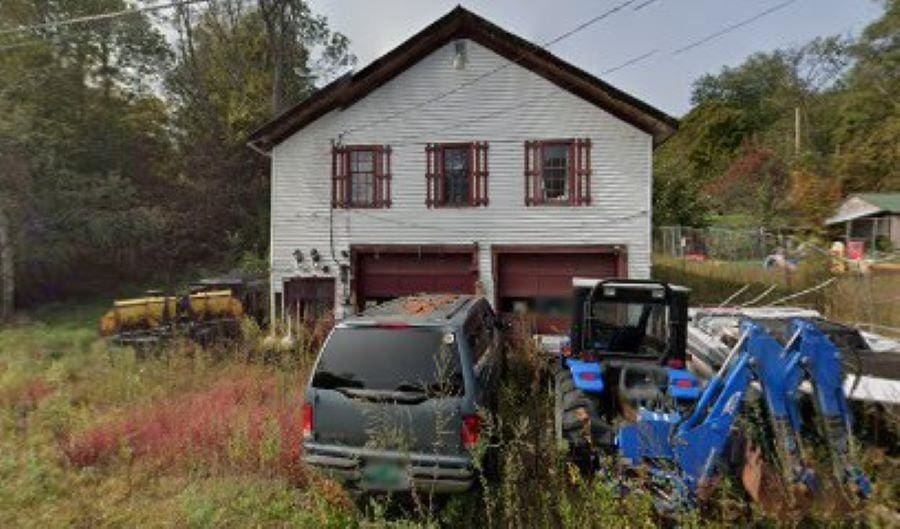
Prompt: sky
<box><xmin>307</xmin><ymin>0</ymin><xmax>886</xmax><ymax>117</ymax></box>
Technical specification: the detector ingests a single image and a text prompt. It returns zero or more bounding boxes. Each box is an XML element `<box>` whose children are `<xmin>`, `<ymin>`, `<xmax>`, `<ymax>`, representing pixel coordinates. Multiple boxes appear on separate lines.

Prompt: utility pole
<box><xmin>794</xmin><ymin>106</ymin><xmax>801</xmax><ymax>155</ymax></box>
<box><xmin>0</xmin><ymin>204</ymin><xmax>13</xmax><ymax>322</ymax></box>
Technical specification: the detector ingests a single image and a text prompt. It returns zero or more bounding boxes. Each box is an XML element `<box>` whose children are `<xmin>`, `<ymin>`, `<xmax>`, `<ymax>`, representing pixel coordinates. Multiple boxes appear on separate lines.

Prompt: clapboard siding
<box><xmin>271</xmin><ymin>39</ymin><xmax>652</xmax><ymax>317</ymax></box>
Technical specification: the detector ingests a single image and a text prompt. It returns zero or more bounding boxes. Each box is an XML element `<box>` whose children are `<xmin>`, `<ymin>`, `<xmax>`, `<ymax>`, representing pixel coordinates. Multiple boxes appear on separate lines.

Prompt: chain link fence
<box><xmin>653</xmin><ymin>226</ymin><xmax>801</xmax><ymax>263</ymax></box>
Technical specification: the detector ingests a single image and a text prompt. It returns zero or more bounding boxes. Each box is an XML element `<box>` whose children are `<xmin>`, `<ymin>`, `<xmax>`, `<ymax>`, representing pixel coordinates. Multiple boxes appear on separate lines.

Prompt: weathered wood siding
<box><xmin>270</xmin><ymin>39</ymin><xmax>653</xmax><ymax>317</ymax></box>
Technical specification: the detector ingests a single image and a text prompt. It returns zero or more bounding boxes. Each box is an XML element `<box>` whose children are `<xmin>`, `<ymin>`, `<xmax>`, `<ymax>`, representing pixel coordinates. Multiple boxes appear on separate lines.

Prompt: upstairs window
<box><xmin>426</xmin><ymin>142</ymin><xmax>489</xmax><ymax>208</ymax></box>
<box><xmin>524</xmin><ymin>139</ymin><xmax>591</xmax><ymax>206</ymax></box>
<box><xmin>332</xmin><ymin>145</ymin><xmax>391</xmax><ymax>208</ymax></box>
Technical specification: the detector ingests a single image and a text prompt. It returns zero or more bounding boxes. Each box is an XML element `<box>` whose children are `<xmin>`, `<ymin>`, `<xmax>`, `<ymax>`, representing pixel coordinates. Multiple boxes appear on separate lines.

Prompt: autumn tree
<box><xmin>830</xmin><ymin>0</ymin><xmax>900</xmax><ymax>192</ymax></box>
<box><xmin>164</xmin><ymin>0</ymin><xmax>354</xmax><ymax>269</ymax></box>
<box><xmin>654</xmin><ymin>1</ymin><xmax>897</xmax><ymax>229</ymax></box>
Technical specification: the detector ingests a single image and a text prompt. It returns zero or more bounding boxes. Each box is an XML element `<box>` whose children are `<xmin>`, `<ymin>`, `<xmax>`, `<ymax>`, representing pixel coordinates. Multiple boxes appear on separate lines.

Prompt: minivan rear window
<box><xmin>311</xmin><ymin>327</ymin><xmax>463</xmax><ymax>395</ymax></box>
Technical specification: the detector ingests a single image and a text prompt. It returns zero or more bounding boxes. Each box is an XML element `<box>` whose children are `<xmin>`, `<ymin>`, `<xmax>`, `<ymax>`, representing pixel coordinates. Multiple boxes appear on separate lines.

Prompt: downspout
<box><xmin>248</xmin><ymin>139</ymin><xmax>277</xmax><ymax>328</ymax></box>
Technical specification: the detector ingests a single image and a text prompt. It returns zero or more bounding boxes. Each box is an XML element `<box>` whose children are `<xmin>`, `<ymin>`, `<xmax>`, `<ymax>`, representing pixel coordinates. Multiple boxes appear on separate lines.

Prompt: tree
<box><xmin>830</xmin><ymin>0</ymin><xmax>900</xmax><ymax>192</ymax></box>
<box><xmin>705</xmin><ymin>143</ymin><xmax>789</xmax><ymax>226</ymax></box>
<box><xmin>787</xmin><ymin>167</ymin><xmax>842</xmax><ymax>229</ymax></box>
<box><xmin>0</xmin><ymin>0</ymin><xmax>174</xmax><ymax>303</ymax></box>
<box><xmin>165</xmin><ymin>0</ymin><xmax>354</xmax><ymax>266</ymax></box>
<box><xmin>0</xmin><ymin>203</ymin><xmax>13</xmax><ymax>321</ymax></box>
<box><xmin>0</xmin><ymin>0</ymin><xmax>357</xmax><ymax>305</ymax></box>
<box><xmin>258</xmin><ymin>0</ymin><xmax>353</xmax><ymax>113</ymax></box>
<box><xmin>652</xmin><ymin>3</ymin><xmax>897</xmax><ymax>230</ymax></box>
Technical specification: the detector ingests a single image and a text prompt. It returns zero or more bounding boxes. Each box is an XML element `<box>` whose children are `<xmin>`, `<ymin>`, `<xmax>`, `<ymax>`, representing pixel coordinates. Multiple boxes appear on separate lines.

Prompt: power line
<box><xmin>338</xmin><ymin>0</ymin><xmax>797</xmax><ymax>150</ymax></box>
<box><xmin>601</xmin><ymin>48</ymin><xmax>659</xmax><ymax>75</ymax></box>
<box><xmin>632</xmin><ymin>0</ymin><xmax>660</xmax><ymax>10</ymax></box>
<box><xmin>339</xmin><ymin>0</ymin><xmax>804</xmax><ymax>142</ymax></box>
<box><xmin>672</xmin><ymin>0</ymin><xmax>799</xmax><ymax>55</ymax></box>
<box><xmin>499</xmin><ymin>0</ymin><xmax>805</xmax><ymax>81</ymax></box>
<box><xmin>540</xmin><ymin>0</ymin><xmax>640</xmax><ymax>48</ymax></box>
<box><xmin>0</xmin><ymin>0</ymin><xmax>209</xmax><ymax>37</ymax></box>
<box><xmin>334</xmin><ymin>0</ymin><xmax>812</xmax><ymax>154</ymax></box>
<box><xmin>340</xmin><ymin>0</ymin><xmax>656</xmax><ymax>140</ymax></box>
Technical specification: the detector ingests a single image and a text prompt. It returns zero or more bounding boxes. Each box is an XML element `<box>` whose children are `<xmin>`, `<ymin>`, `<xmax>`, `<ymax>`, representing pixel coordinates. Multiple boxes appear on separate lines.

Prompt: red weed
<box><xmin>1</xmin><ymin>378</ymin><xmax>55</xmax><ymax>409</ymax></box>
<box><xmin>22</xmin><ymin>378</ymin><xmax>54</xmax><ymax>406</ymax></box>
<box><xmin>61</xmin><ymin>376</ymin><xmax>306</xmax><ymax>481</ymax></box>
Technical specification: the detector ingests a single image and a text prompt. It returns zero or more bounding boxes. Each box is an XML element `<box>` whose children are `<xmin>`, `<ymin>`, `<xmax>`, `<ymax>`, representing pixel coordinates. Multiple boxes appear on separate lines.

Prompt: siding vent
<box><xmin>452</xmin><ymin>40</ymin><xmax>468</xmax><ymax>69</ymax></box>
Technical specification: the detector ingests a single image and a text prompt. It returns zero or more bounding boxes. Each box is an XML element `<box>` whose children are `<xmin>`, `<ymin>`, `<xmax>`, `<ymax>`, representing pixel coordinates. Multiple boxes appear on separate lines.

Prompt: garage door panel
<box><xmin>356</xmin><ymin>249</ymin><xmax>476</xmax><ymax>303</ymax></box>
<box><xmin>495</xmin><ymin>249</ymin><xmax>622</xmax><ymax>334</ymax></box>
<box><xmin>496</xmin><ymin>252</ymin><xmax>619</xmax><ymax>299</ymax></box>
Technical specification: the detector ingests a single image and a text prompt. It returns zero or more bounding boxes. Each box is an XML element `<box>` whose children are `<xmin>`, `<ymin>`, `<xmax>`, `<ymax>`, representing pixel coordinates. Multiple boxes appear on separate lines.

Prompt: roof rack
<box><xmin>444</xmin><ymin>296</ymin><xmax>474</xmax><ymax>320</ymax></box>
<box><xmin>359</xmin><ymin>294</ymin><xmax>472</xmax><ymax>320</ymax></box>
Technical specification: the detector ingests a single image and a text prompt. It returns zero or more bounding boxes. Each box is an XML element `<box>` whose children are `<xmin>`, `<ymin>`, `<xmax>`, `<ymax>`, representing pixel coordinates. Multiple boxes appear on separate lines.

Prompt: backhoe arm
<box><xmin>785</xmin><ymin>319</ymin><xmax>872</xmax><ymax>498</ymax></box>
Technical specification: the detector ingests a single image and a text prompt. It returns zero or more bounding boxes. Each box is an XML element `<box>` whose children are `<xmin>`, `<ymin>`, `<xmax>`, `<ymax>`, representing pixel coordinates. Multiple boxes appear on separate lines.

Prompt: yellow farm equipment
<box><xmin>100</xmin><ymin>290</ymin><xmax>245</xmax><ymax>347</ymax></box>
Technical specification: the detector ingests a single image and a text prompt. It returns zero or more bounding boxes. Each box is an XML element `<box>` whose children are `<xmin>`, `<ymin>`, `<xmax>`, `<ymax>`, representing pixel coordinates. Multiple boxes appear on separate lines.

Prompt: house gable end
<box><xmin>248</xmin><ymin>6</ymin><xmax>677</xmax><ymax>152</ymax></box>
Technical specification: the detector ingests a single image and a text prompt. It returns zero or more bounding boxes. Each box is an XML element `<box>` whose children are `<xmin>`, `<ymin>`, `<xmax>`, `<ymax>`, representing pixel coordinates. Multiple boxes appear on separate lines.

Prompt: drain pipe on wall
<box><xmin>246</xmin><ymin>140</ymin><xmax>277</xmax><ymax>329</ymax></box>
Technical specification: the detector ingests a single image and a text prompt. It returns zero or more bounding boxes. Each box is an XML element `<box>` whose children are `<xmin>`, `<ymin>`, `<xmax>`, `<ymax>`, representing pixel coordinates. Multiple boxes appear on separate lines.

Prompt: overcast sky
<box><xmin>307</xmin><ymin>0</ymin><xmax>885</xmax><ymax>117</ymax></box>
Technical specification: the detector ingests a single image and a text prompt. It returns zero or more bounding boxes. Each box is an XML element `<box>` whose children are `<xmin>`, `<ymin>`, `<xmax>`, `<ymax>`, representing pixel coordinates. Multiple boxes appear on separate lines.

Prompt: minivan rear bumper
<box><xmin>303</xmin><ymin>442</ymin><xmax>474</xmax><ymax>493</ymax></box>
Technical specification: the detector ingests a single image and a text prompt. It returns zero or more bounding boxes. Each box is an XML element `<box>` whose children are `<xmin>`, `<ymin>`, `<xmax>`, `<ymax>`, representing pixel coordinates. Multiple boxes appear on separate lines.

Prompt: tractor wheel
<box><xmin>554</xmin><ymin>366</ymin><xmax>606</xmax><ymax>472</ymax></box>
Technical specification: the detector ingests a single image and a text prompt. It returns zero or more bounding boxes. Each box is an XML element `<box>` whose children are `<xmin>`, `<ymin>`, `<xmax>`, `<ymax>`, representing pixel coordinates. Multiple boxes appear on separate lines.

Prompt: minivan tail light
<box><xmin>302</xmin><ymin>402</ymin><xmax>313</xmax><ymax>439</ymax></box>
<box><xmin>461</xmin><ymin>414</ymin><xmax>480</xmax><ymax>449</ymax></box>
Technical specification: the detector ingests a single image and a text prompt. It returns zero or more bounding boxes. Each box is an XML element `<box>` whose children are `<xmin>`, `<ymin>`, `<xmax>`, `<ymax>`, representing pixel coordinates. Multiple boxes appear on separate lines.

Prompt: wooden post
<box><xmin>0</xmin><ymin>204</ymin><xmax>13</xmax><ymax>322</ymax></box>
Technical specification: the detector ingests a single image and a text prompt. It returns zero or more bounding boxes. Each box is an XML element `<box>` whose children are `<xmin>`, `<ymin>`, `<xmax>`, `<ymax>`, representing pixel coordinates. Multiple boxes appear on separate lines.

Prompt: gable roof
<box><xmin>856</xmin><ymin>193</ymin><xmax>900</xmax><ymax>213</ymax></box>
<box><xmin>248</xmin><ymin>6</ymin><xmax>678</xmax><ymax>153</ymax></box>
<box><xmin>825</xmin><ymin>192</ymin><xmax>900</xmax><ymax>225</ymax></box>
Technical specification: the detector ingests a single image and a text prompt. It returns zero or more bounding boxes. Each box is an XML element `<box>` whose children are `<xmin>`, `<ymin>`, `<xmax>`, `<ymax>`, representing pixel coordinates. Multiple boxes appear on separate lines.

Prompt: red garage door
<box><xmin>352</xmin><ymin>245</ymin><xmax>477</xmax><ymax>309</ymax></box>
<box><xmin>494</xmin><ymin>246</ymin><xmax>624</xmax><ymax>333</ymax></box>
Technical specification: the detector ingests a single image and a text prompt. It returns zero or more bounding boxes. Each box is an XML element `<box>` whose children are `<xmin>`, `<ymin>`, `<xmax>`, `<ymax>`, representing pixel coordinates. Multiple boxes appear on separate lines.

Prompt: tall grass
<box><xmin>0</xmin><ymin>307</ymin><xmax>353</xmax><ymax>528</ymax></box>
<box><xmin>2</xmin><ymin>302</ymin><xmax>898</xmax><ymax>527</ymax></box>
<box><xmin>653</xmin><ymin>254</ymin><xmax>900</xmax><ymax>334</ymax></box>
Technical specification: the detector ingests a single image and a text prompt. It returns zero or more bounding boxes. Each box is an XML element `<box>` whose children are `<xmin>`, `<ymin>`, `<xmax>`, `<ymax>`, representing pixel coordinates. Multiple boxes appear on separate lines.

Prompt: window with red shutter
<box><xmin>332</xmin><ymin>145</ymin><xmax>391</xmax><ymax>208</ymax></box>
<box><xmin>425</xmin><ymin>142</ymin><xmax>489</xmax><ymax>208</ymax></box>
<box><xmin>524</xmin><ymin>139</ymin><xmax>591</xmax><ymax>206</ymax></box>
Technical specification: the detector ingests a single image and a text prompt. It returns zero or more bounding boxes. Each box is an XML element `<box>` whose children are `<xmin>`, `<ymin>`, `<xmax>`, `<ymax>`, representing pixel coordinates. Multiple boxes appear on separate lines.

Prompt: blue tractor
<box><xmin>553</xmin><ymin>279</ymin><xmax>871</xmax><ymax>509</ymax></box>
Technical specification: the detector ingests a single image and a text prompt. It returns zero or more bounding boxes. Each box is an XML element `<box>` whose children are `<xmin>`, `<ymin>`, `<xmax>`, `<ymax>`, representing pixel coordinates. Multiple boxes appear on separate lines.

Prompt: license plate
<box><xmin>361</xmin><ymin>463</ymin><xmax>407</xmax><ymax>489</ymax></box>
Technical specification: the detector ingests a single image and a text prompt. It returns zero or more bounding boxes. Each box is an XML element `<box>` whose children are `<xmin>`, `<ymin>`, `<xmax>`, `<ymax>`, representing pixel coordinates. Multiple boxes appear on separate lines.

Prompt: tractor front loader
<box><xmin>553</xmin><ymin>279</ymin><xmax>871</xmax><ymax>512</ymax></box>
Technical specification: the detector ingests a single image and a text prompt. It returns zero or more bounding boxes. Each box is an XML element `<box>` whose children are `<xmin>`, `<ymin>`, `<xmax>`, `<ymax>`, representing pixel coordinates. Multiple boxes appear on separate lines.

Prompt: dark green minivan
<box><xmin>302</xmin><ymin>296</ymin><xmax>503</xmax><ymax>493</ymax></box>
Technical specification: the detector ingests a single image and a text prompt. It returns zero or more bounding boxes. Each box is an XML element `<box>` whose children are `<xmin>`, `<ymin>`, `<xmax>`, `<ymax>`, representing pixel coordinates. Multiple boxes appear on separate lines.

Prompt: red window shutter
<box><xmin>473</xmin><ymin>142</ymin><xmax>489</xmax><ymax>206</ymax></box>
<box><xmin>381</xmin><ymin>146</ymin><xmax>392</xmax><ymax>208</ymax></box>
<box><xmin>373</xmin><ymin>146</ymin><xmax>382</xmax><ymax>208</ymax></box>
<box><xmin>332</xmin><ymin>145</ymin><xmax>349</xmax><ymax>208</ymax></box>
<box><xmin>371</xmin><ymin>146</ymin><xmax>391</xmax><ymax>208</ymax></box>
<box><xmin>524</xmin><ymin>141</ymin><xmax>541</xmax><ymax>206</ymax></box>
<box><xmin>574</xmin><ymin>138</ymin><xmax>592</xmax><ymax>206</ymax></box>
<box><xmin>425</xmin><ymin>143</ymin><xmax>436</xmax><ymax>207</ymax></box>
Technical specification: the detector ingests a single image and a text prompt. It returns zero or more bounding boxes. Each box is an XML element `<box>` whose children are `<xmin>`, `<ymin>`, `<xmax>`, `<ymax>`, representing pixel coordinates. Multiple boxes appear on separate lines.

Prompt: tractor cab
<box><xmin>554</xmin><ymin>279</ymin><xmax>698</xmax><ymax>459</ymax></box>
<box><xmin>570</xmin><ymin>279</ymin><xmax>689</xmax><ymax>366</ymax></box>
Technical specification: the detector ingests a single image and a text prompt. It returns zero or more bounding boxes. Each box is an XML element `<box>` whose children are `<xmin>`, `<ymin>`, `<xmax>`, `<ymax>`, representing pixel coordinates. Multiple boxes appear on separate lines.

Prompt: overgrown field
<box><xmin>653</xmin><ymin>254</ymin><xmax>900</xmax><ymax>335</ymax></box>
<box><xmin>1</xmin><ymin>303</ymin><xmax>898</xmax><ymax>527</ymax></box>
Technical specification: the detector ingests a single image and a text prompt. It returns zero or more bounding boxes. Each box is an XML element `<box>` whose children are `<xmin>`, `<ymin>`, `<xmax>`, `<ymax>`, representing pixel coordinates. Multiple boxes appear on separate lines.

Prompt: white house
<box><xmin>248</xmin><ymin>7</ymin><xmax>677</xmax><ymax>329</ymax></box>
